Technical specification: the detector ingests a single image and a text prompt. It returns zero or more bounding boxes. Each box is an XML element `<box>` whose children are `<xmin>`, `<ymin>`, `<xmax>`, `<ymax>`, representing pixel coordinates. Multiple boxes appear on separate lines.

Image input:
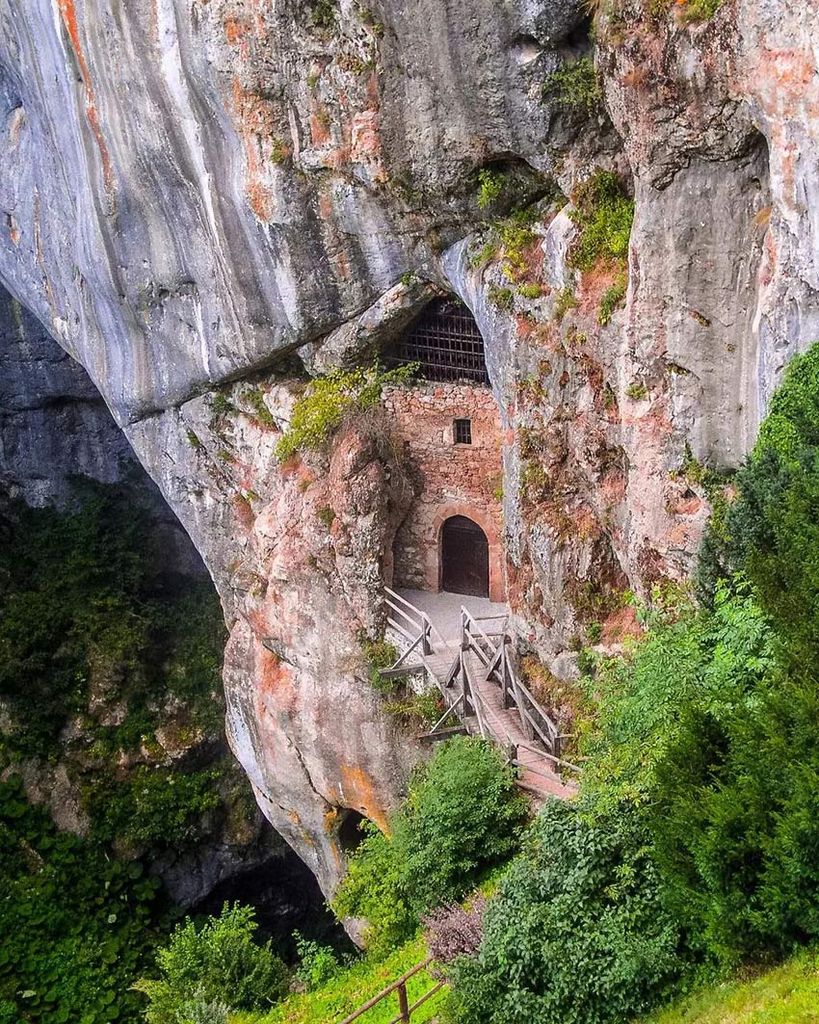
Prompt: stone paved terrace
<box><xmin>396</xmin><ymin>588</ymin><xmax>508</xmax><ymax>644</ymax></box>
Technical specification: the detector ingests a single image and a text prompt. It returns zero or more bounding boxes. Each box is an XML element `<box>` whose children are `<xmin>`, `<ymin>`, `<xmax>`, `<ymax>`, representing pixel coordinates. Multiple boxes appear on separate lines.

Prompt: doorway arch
<box><xmin>440</xmin><ymin>515</ymin><xmax>490</xmax><ymax>598</ymax></box>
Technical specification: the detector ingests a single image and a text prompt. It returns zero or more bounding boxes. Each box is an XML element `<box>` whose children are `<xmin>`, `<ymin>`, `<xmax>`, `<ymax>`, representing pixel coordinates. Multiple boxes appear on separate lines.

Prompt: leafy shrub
<box><xmin>332</xmin><ymin>820</ymin><xmax>415</xmax><ymax>958</ymax></box>
<box><xmin>135</xmin><ymin>904</ymin><xmax>289</xmax><ymax>1023</ymax></box>
<box><xmin>392</xmin><ymin>738</ymin><xmax>526</xmax><ymax>915</ymax></box>
<box><xmin>423</xmin><ymin>894</ymin><xmax>487</xmax><ymax>965</ymax></box>
<box><xmin>542</xmin><ymin>56</ymin><xmax>601</xmax><ymax>115</ymax></box>
<box><xmin>333</xmin><ymin>738</ymin><xmax>526</xmax><ymax>956</ymax></box>
<box><xmin>275</xmin><ymin>364</ymin><xmax>415</xmax><ymax>461</ymax></box>
<box><xmin>294</xmin><ymin>933</ymin><xmax>342</xmax><ymax>991</ymax></box>
<box><xmin>359</xmin><ymin>635</ymin><xmax>399</xmax><ymax>694</ymax></box>
<box><xmin>448</xmin><ymin>800</ymin><xmax>688</xmax><ymax>1024</ymax></box>
<box><xmin>568</xmin><ymin>170</ymin><xmax>634</xmax><ymax>272</ymax></box>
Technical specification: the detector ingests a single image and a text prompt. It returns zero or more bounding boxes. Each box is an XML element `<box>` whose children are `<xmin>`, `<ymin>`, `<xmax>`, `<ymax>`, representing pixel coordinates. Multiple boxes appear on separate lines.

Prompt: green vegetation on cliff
<box><xmin>0</xmin><ymin>480</ymin><xmax>225</xmax><ymax>761</ymax></box>
<box><xmin>0</xmin><ymin>481</ymin><xmax>263</xmax><ymax>1024</ymax></box>
<box><xmin>275</xmin><ymin>364</ymin><xmax>416</xmax><ymax>462</ymax></box>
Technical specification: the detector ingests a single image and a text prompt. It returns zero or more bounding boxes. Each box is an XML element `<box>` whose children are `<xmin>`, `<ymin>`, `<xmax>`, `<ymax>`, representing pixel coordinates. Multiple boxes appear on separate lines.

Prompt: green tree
<box><xmin>449</xmin><ymin>800</ymin><xmax>687</xmax><ymax>1024</ymax></box>
<box><xmin>333</xmin><ymin>737</ymin><xmax>526</xmax><ymax>957</ymax></box>
<box><xmin>135</xmin><ymin>904</ymin><xmax>289</xmax><ymax>1023</ymax></box>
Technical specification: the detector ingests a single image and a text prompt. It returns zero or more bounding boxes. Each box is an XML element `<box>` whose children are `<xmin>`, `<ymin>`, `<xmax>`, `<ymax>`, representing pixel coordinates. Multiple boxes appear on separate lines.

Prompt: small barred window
<box><xmin>454</xmin><ymin>418</ymin><xmax>472</xmax><ymax>445</ymax></box>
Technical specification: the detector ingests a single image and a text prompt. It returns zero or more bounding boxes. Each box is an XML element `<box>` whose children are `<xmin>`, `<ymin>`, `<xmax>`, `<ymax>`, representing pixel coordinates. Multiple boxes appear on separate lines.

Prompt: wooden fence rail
<box><xmin>338</xmin><ymin>957</ymin><xmax>444</xmax><ymax>1024</ymax></box>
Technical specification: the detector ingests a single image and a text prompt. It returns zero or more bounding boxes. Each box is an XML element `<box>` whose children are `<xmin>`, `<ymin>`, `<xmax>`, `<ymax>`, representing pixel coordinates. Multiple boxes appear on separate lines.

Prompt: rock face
<box><xmin>0</xmin><ymin>283</ymin><xmax>135</xmax><ymax>505</ymax></box>
<box><xmin>0</xmin><ymin>0</ymin><xmax>818</xmax><ymax>898</ymax></box>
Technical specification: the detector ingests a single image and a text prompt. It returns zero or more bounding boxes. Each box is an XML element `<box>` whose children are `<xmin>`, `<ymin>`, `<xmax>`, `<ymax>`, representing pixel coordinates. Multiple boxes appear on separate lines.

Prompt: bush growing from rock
<box><xmin>332</xmin><ymin>737</ymin><xmax>526</xmax><ymax>957</ymax></box>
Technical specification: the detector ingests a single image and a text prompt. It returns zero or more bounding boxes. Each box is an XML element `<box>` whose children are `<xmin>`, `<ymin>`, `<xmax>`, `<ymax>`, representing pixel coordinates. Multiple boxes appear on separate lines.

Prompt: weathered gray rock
<box><xmin>0</xmin><ymin>284</ymin><xmax>135</xmax><ymax>505</ymax></box>
<box><xmin>0</xmin><ymin>0</ymin><xmax>818</xmax><ymax>906</ymax></box>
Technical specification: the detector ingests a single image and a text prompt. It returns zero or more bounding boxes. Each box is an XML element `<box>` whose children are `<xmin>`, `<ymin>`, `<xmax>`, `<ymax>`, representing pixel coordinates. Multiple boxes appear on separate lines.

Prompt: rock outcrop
<box><xmin>0</xmin><ymin>0</ymin><xmax>817</xmax><ymax>898</ymax></box>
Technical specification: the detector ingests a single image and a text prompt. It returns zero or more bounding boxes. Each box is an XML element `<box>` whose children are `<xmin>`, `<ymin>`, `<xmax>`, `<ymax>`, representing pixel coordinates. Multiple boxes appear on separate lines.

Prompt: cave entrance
<box><xmin>440</xmin><ymin>515</ymin><xmax>490</xmax><ymax>598</ymax></box>
<box><xmin>384</xmin><ymin>297</ymin><xmax>489</xmax><ymax>384</ymax></box>
<box><xmin>337</xmin><ymin>809</ymin><xmax>368</xmax><ymax>853</ymax></box>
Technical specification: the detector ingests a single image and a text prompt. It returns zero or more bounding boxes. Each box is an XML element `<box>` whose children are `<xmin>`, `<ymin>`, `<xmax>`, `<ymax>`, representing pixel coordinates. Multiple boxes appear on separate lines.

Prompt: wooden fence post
<box><xmin>397</xmin><ymin>981</ymin><xmax>410</xmax><ymax>1022</ymax></box>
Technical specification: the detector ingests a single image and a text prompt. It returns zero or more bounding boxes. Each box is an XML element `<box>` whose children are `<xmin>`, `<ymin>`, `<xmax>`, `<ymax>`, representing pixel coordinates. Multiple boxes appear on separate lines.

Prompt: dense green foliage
<box><xmin>275</xmin><ymin>364</ymin><xmax>415</xmax><ymax>461</ymax></box>
<box><xmin>0</xmin><ymin>481</ymin><xmax>225</xmax><ymax>759</ymax></box>
<box><xmin>568</xmin><ymin>170</ymin><xmax>634</xmax><ymax>272</ymax></box>
<box><xmin>332</xmin><ymin>738</ymin><xmax>526</xmax><ymax>956</ymax></box>
<box><xmin>135</xmin><ymin>905</ymin><xmax>289</xmax><ymax>1024</ymax></box>
<box><xmin>698</xmin><ymin>344</ymin><xmax>819</xmax><ymax>663</ymax></box>
<box><xmin>85</xmin><ymin>762</ymin><xmax>225</xmax><ymax>848</ymax></box>
<box><xmin>449</xmin><ymin>801</ymin><xmax>687</xmax><ymax>1024</ymax></box>
<box><xmin>0</xmin><ymin>775</ymin><xmax>169</xmax><ymax>1024</ymax></box>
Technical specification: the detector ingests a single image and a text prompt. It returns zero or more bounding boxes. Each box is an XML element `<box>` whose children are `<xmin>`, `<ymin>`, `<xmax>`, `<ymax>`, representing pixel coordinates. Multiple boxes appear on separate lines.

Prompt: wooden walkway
<box><xmin>384</xmin><ymin>589</ymin><xmax>578</xmax><ymax>802</ymax></box>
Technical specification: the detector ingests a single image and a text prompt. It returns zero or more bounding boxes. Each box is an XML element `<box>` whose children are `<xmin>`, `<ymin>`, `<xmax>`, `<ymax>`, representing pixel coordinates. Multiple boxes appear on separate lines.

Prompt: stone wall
<box><xmin>384</xmin><ymin>383</ymin><xmax>505</xmax><ymax>603</ymax></box>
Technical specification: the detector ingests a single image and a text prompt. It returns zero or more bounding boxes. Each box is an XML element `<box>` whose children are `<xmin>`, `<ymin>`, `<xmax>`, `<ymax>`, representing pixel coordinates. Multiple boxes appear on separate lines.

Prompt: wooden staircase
<box><xmin>383</xmin><ymin>589</ymin><xmax>579</xmax><ymax>802</ymax></box>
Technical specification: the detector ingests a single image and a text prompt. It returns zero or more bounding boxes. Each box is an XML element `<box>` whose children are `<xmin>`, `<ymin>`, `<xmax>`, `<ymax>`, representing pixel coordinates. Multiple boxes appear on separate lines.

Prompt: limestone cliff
<box><xmin>0</xmin><ymin>0</ymin><xmax>817</xmax><ymax>898</ymax></box>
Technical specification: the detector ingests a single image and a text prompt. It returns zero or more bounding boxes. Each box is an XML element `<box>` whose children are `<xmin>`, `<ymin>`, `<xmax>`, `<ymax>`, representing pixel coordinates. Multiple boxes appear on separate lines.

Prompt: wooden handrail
<box><xmin>338</xmin><ymin>957</ymin><xmax>439</xmax><ymax>1024</ymax></box>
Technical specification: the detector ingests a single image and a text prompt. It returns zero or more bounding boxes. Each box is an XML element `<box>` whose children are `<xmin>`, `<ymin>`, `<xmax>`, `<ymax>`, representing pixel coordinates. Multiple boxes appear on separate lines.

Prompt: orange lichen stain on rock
<box><xmin>350</xmin><ymin>110</ymin><xmax>386</xmax><ymax>181</ymax></box>
<box><xmin>287</xmin><ymin>808</ymin><xmax>318</xmax><ymax>849</ymax></box>
<box><xmin>6</xmin><ymin>214</ymin><xmax>20</xmax><ymax>247</ymax></box>
<box><xmin>224</xmin><ymin>17</ymin><xmax>247</xmax><ymax>45</ymax></box>
<box><xmin>254</xmin><ymin>648</ymin><xmax>298</xmax><ymax>725</ymax></box>
<box><xmin>56</xmin><ymin>0</ymin><xmax>114</xmax><ymax>198</ymax></box>
<box><xmin>230</xmin><ymin>79</ymin><xmax>277</xmax><ymax>222</ymax></box>
<box><xmin>339</xmin><ymin>764</ymin><xmax>389</xmax><ymax>833</ymax></box>
<box><xmin>310</xmin><ymin>107</ymin><xmax>332</xmax><ymax>146</ymax></box>
<box><xmin>7</xmin><ymin>107</ymin><xmax>25</xmax><ymax>149</ymax></box>
<box><xmin>248</xmin><ymin>181</ymin><xmax>273</xmax><ymax>221</ymax></box>
<box><xmin>601</xmin><ymin>605</ymin><xmax>643</xmax><ymax>646</ymax></box>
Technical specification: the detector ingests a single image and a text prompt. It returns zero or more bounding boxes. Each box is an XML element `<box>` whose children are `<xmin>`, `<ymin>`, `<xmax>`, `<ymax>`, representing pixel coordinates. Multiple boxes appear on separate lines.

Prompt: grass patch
<box><xmin>233</xmin><ymin>935</ymin><xmax>445</xmax><ymax>1024</ymax></box>
<box><xmin>598</xmin><ymin>272</ymin><xmax>628</xmax><ymax>325</ymax></box>
<box><xmin>275</xmin><ymin>364</ymin><xmax>415</xmax><ymax>462</ymax></box>
<box><xmin>568</xmin><ymin>170</ymin><xmax>634</xmax><ymax>272</ymax></box>
<box><xmin>640</xmin><ymin>949</ymin><xmax>819</xmax><ymax>1023</ymax></box>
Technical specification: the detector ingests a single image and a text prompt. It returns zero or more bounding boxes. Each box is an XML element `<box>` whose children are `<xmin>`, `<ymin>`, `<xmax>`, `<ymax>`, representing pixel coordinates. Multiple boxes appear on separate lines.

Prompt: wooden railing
<box><xmin>379</xmin><ymin>590</ymin><xmax>578</xmax><ymax>779</ymax></box>
<box><xmin>338</xmin><ymin>957</ymin><xmax>444</xmax><ymax>1024</ymax></box>
<box><xmin>460</xmin><ymin>606</ymin><xmax>564</xmax><ymax>759</ymax></box>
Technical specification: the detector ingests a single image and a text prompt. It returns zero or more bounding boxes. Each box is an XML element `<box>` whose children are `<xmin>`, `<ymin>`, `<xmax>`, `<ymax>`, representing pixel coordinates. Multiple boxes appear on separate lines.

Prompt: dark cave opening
<box><xmin>337</xmin><ymin>808</ymin><xmax>369</xmax><ymax>854</ymax></box>
<box><xmin>191</xmin><ymin>846</ymin><xmax>353</xmax><ymax>962</ymax></box>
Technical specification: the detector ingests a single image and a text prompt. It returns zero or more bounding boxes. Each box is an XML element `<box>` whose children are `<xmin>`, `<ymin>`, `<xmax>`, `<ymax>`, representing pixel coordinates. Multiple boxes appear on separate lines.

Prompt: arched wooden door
<box><xmin>441</xmin><ymin>515</ymin><xmax>490</xmax><ymax>598</ymax></box>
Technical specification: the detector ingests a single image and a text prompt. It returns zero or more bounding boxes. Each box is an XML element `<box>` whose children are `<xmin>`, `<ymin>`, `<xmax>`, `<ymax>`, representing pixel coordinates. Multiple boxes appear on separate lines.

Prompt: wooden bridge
<box><xmin>383</xmin><ymin>588</ymin><xmax>578</xmax><ymax>801</ymax></box>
